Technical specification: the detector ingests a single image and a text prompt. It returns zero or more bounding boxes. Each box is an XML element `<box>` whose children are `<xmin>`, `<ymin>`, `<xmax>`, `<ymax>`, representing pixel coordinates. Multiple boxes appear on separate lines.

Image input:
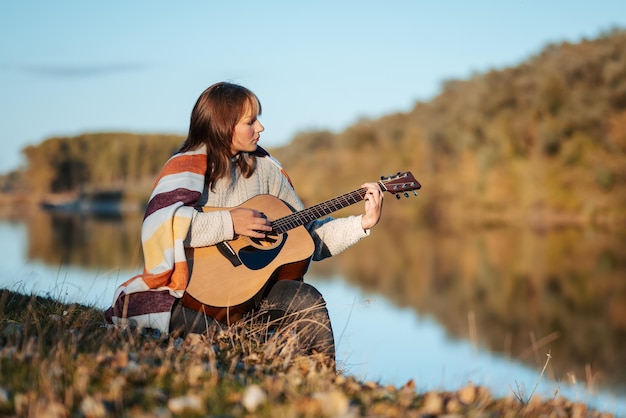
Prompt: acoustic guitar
<box><xmin>184</xmin><ymin>171</ymin><xmax>420</xmax><ymax>322</ymax></box>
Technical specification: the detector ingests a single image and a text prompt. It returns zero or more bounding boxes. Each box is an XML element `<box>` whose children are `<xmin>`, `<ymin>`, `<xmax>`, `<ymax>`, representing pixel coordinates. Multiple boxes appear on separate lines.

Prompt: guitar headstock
<box><xmin>379</xmin><ymin>171</ymin><xmax>421</xmax><ymax>199</ymax></box>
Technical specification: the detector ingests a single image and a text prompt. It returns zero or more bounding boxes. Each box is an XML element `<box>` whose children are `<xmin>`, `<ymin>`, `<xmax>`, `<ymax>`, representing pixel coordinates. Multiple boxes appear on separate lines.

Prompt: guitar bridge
<box><xmin>216</xmin><ymin>242</ymin><xmax>242</xmax><ymax>267</ymax></box>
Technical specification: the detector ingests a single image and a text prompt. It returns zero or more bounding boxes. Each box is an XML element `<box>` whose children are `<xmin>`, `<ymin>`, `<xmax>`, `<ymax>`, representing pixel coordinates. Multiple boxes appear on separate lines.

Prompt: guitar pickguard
<box><xmin>238</xmin><ymin>233</ymin><xmax>288</xmax><ymax>270</ymax></box>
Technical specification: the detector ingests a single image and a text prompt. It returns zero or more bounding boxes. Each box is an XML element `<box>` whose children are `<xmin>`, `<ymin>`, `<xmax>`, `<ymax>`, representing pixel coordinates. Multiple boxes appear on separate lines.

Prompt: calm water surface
<box><xmin>0</xmin><ymin>215</ymin><xmax>624</xmax><ymax>416</ymax></box>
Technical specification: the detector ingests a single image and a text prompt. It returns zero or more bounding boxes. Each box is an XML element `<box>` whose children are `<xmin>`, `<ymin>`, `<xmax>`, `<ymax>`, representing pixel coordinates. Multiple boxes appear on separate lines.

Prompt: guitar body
<box><xmin>182</xmin><ymin>171</ymin><xmax>420</xmax><ymax>324</ymax></box>
<box><xmin>185</xmin><ymin>194</ymin><xmax>315</xmax><ymax>316</ymax></box>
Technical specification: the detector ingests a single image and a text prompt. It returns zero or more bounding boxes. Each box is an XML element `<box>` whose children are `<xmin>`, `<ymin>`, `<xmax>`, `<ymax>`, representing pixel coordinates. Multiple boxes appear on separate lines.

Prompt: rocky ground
<box><xmin>0</xmin><ymin>289</ymin><xmax>614</xmax><ymax>417</ymax></box>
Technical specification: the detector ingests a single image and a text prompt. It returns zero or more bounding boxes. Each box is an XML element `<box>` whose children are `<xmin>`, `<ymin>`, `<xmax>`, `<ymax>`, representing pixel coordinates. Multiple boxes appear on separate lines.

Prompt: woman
<box><xmin>106</xmin><ymin>82</ymin><xmax>383</xmax><ymax>364</ymax></box>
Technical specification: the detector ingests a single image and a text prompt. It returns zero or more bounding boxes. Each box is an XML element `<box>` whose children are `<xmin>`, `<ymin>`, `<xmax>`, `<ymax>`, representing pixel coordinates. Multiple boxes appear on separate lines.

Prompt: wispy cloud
<box><xmin>1</xmin><ymin>62</ymin><xmax>149</xmax><ymax>78</ymax></box>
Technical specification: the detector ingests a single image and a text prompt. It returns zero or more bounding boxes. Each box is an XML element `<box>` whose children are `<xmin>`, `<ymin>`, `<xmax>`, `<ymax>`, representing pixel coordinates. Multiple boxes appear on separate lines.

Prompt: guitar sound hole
<box><xmin>239</xmin><ymin>232</ymin><xmax>288</xmax><ymax>270</ymax></box>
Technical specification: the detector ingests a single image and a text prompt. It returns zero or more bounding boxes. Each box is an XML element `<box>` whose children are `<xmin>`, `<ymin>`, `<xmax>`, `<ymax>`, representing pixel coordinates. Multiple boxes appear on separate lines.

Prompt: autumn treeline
<box><xmin>3</xmin><ymin>29</ymin><xmax>626</xmax><ymax>226</ymax></box>
<box><xmin>273</xmin><ymin>29</ymin><xmax>626</xmax><ymax>228</ymax></box>
<box><xmin>17</xmin><ymin>133</ymin><xmax>184</xmax><ymax>199</ymax></box>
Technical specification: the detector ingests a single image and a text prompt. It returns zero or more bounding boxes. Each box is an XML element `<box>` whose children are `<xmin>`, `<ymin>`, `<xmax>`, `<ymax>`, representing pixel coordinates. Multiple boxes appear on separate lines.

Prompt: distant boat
<box><xmin>40</xmin><ymin>190</ymin><xmax>141</xmax><ymax>215</ymax></box>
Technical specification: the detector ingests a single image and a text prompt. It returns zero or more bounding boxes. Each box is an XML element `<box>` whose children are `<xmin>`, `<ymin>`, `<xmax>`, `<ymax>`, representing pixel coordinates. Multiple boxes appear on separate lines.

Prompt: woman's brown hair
<box><xmin>179</xmin><ymin>82</ymin><xmax>262</xmax><ymax>188</ymax></box>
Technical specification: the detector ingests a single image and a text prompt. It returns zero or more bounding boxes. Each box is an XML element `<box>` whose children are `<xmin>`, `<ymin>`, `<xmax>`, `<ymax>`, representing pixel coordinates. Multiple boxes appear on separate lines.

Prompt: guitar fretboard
<box><xmin>271</xmin><ymin>187</ymin><xmax>370</xmax><ymax>234</ymax></box>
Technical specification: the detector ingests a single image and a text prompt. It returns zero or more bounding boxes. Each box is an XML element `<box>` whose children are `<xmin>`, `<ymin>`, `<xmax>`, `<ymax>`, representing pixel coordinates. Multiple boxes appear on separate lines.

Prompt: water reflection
<box><xmin>26</xmin><ymin>210</ymin><xmax>144</xmax><ymax>270</ymax></box>
<box><xmin>9</xmin><ymin>210</ymin><xmax>626</xmax><ymax>398</ymax></box>
<box><xmin>321</xmin><ymin>218</ymin><xmax>626</xmax><ymax>392</ymax></box>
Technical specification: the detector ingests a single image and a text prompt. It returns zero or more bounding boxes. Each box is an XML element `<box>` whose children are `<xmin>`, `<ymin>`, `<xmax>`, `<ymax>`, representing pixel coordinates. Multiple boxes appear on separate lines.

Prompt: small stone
<box><xmin>242</xmin><ymin>384</ymin><xmax>267</xmax><ymax>413</ymax></box>
<box><xmin>446</xmin><ymin>397</ymin><xmax>462</xmax><ymax>413</ymax></box>
<box><xmin>314</xmin><ymin>390</ymin><xmax>350</xmax><ymax>417</ymax></box>
<box><xmin>571</xmin><ymin>402</ymin><xmax>587</xmax><ymax>418</ymax></box>
<box><xmin>458</xmin><ymin>382</ymin><xmax>476</xmax><ymax>404</ymax></box>
<box><xmin>476</xmin><ymin>385</ymin><xmax>492</xmax><ymax>402</ymax></box>
<box><xmin>111</xmin><ymin>350</ymin><xmax>129</xmax><ymax>369</ymax></box>
<box><xmin>364</xmin><ymin>380</ymin><xmax>378</xmax><ymax>390</ymax></box>
<box><xmin>31</xmin><ymin>399</ymin><xmax>67</xmax><ymax>418</ymax></box>
<box><xmin>246</xmin><ymin>353</ymin><xmax>260</xmax><ymax>363</ymax></box>
<box><xmin>186</xmin><ymin>364</ymin><xmax>205</xmax><ymax>386</ymax></box>
<box><xmin>421</xmin><ymin>392</ymin><xmax>444</xmax><ymax>415</ymax></box>
<box><xmin>167</xmin><ymin>394</ymin><xmax>204</xmax><ymax>414</ymax></box>
<box><xmin>48</xmin><ymin>314</ymin><xmax>62</xmax><ymax>322</ymax></box>
<box><xmin>185</xmin><ymin>332</ymin><xmax>203</xmax><ymax>346</ymax></box>
<box><xmin>527</xmin><ymin>393</ymin><xmax>542</xmax><ymax>408</ymax></box>
<box><xmin>80</xmin><ymin>396</ymin><xmax>107</xmax><ymax>418</ymax></box>
<box><xmin>334</xmin><ymin>374</ymin><xmax>346</xmax><ymax>385</ymax></box>
<box><xmin>73</xmin><ymin>365</ymin><xmax>91</xmax><ymax>396</ymax></box>
<box><xmin>14</xmin><ymin>393</ymin><xmax>29</xmax><ymax>416</ymax></box>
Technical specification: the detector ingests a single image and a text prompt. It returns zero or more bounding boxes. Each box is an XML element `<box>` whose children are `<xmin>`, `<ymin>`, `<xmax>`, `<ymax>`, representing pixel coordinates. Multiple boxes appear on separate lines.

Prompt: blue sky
<box><xmin>1</xmin><ymin>1</ymin><xmax>625</xmax><ymax>173</ymax></box>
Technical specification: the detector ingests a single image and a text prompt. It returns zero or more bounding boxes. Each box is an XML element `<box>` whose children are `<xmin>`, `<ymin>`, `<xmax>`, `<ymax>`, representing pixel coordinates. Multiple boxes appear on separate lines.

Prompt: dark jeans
<box><xmin>169</xmin><ymin>280</ymin><xmax>335</xmax><ymax>363</ymax></box>
<box><xmin>261</xmin><ymin>280</ymin><xmax>335</xmax><ymax>362</ymax></box>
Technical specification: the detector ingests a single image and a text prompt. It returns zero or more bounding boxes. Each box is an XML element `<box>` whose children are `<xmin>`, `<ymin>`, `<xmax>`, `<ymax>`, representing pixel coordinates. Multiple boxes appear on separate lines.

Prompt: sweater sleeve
<box><xmin>307</xmin><ymin>215</ymin><xmax>370</xmax><ymax>261</ymax></box>
<box><xmin>184</xmin><ymin>209</ymin><xmax>234</xmax><ymax>248</ymax></box>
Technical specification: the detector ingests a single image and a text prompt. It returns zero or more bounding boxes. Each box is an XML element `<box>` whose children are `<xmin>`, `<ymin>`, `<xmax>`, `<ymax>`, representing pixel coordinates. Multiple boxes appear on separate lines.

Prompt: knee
<box><xmin>269</xmin><ymin>280</ymin><xmax>327</xmax><ymax>313</ymax></box>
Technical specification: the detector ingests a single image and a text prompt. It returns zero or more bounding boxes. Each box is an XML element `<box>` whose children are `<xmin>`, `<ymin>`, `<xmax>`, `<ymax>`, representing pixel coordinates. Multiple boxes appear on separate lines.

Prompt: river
<box><xmin>0</xmin><ymin>211</ymin><xmax>624</xmax><ymax>416</ymax></box>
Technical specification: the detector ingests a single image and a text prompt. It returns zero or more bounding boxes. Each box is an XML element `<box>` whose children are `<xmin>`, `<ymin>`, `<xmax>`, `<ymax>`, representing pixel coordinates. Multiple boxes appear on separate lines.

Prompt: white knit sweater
<box><xmin>185</xmin><ymin>155</ymin><xmax>369</xmax><ymax>261</ymax></box>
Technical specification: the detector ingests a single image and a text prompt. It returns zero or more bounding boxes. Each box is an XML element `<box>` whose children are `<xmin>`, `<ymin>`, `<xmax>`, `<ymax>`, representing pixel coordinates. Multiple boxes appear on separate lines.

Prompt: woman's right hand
<box><xmin>230</xmin><ymin>208</ymin><xmax>273</xmax><ymax>238</ymax></box>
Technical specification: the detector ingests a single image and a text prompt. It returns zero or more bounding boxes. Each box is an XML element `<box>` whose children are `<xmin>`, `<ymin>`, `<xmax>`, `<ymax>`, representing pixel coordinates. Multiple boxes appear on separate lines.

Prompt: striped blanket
<box><xmin>105</xmin><ymin>145</ymin><xmax>208</xmax><ymax>333</ymax></box>
<box><xmin>105</xmin><ymin>144</ymin><xmax>283</xmax><ymax>334</ymax></box>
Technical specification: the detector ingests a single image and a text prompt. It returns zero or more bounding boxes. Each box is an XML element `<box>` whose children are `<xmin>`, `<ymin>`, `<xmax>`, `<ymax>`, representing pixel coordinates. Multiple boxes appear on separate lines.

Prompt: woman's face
<box><xmin>231</xmin><ymin>101</ymin><xmax>264</xmax><ymax>155</ymax></box>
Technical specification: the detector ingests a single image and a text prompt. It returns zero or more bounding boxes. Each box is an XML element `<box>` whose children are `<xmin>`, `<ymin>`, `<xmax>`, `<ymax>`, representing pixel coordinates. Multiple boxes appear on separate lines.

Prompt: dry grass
<box><xmin>0</xmin><ymin>288</ymin><xmax>614</xmax><ymax>417</ymax></box>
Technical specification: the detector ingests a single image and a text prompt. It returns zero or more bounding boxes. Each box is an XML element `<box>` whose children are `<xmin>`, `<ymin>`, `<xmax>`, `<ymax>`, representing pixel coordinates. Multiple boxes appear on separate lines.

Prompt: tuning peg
<box><xmin>395</xmin><ymin>194</ymin><xmax>401</xmax><ymax>200</ymax></box>
<box><xmin>413</xmin><ymin>191</ymin><xmax>418</xmax><ymax>196</ymax></box>
<box><xmin>404</xmin><ymin>192</ymin><xmax>409</xmax><ymax>198</ymax></box>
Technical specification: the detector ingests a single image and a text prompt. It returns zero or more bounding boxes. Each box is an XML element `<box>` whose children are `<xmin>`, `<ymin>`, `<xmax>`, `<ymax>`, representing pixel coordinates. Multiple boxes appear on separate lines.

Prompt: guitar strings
<box><xmin>269</xmin><ymin>174</ymin><xmax>416</xmax><ymax>233</ymax></box>
<box><xmin>271</xmin><ymin>187</ymin><xmax>369</xmax><ymax>234</ymax></box>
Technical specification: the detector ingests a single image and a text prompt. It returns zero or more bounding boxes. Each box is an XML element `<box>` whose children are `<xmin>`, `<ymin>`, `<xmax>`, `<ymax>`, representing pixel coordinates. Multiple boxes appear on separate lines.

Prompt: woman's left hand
<box><xmin>361</xmin><ymin>182</ymin><xmax>384</xmax><ymax>230</ymax></box>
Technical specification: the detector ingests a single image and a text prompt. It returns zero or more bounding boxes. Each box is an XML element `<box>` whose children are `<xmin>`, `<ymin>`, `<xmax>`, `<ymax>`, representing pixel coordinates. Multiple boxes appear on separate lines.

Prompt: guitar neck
<box><xmin>269</xmin><ymin>171</ymin><xmax>420</xmax><ymax>234</ymax></box>
<box><xmin>271</xmin><ymin>185</ymin><xmax>375</xmax><ymax>234</ymax></box>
